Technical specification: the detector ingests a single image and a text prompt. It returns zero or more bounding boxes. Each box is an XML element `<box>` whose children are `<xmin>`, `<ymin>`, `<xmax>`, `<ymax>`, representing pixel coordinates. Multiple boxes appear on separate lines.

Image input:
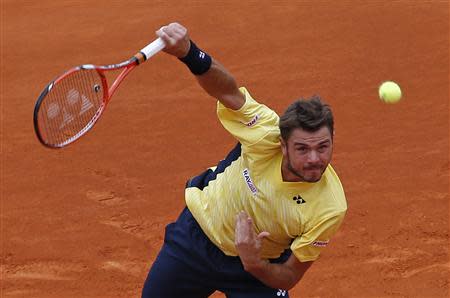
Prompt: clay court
<box><xmin>2</xmin><ymin>1</ymin><xmax>449</xmax><ymax>297</ymax></box>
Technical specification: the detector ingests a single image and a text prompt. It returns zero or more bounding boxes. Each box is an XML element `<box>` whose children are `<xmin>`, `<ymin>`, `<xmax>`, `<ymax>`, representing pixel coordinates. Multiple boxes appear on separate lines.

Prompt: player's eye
<box><xmin>296</xmin><ymin>147</ymin><xmax>308</xmax><ymax>154</ymax></box>
<box><xmin>318</xmin><ymin>145</ymin><xmax>329</xmax><ymax>153</ymax></box>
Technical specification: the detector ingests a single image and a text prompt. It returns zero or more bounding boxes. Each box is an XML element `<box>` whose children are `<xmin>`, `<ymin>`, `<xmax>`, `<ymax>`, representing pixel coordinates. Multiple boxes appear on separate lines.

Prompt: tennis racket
<box><xmin>33</xmin><ymin>37</ymin><xmax>166</xmax><ymax>148</ymax></box>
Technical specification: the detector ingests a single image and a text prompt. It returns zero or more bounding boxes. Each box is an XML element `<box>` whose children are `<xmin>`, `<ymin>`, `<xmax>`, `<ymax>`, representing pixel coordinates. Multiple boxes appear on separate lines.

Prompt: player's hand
<box><xmin>156</xmin><ymin>22</ymin><xmax>190</xmax><ymax>58</ymax></box>
<box><xmin>234</xmin><ymin>211</ymin><xmax>270</xmax><ymax>271</ymax></box>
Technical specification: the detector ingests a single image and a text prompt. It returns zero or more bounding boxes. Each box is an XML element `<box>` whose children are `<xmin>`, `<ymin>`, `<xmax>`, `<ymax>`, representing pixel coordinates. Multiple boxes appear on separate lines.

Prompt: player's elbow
<box><xmin>282</xmin><ymin>275</ymin><xmax>303</xmax><ymax>291</ymax></box>
<box><xmin>220</xmin><ymin>90</ymin><xmax>245</xmax><ymax>110</ymax></box>
<box><xmin>280</xmin><ymin>260</ymin><xmax>312</xmax><ymax>290</ymax></box>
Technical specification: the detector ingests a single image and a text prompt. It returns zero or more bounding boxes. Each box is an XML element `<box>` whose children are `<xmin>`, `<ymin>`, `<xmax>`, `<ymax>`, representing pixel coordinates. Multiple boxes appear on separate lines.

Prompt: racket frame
<box><xmin>33</xmin><ymin>38</ymin><xmax>165</xmax><ymax>148</ymax></box>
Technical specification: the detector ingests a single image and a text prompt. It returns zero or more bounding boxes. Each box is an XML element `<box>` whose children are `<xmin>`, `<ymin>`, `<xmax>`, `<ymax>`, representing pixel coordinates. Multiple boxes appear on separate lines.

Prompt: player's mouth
<box><xmin>304</xmin><ymin>165</ymin><xmax>323</xmax><ymax>172</ymax></box>
<box><xmin>303</xmin><ymin>166</ymin><xmax>324</xmax><ymax>180</ymax></box>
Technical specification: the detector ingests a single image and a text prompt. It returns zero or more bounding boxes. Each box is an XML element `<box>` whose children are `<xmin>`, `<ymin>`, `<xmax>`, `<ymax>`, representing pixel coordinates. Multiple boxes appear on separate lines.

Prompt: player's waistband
<box><xmin>164</xmin><ymin>207</ymin><xmax>291</xmax><ymax>272</ymax></box>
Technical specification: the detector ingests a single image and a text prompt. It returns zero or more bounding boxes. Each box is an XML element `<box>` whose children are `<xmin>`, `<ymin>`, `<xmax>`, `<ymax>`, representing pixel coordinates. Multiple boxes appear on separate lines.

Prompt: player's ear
<box><xmin>280</xmin><ymin>137</ymin><xmax>287</xmax><ymax>156</ymax></box>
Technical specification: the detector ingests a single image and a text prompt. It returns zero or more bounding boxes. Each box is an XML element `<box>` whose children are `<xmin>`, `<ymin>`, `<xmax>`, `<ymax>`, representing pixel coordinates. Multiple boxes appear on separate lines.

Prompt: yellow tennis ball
<box><xmin>378</xmin><ymin>81</ymin><xmax>402</xmax><ymax>104</ymax></box>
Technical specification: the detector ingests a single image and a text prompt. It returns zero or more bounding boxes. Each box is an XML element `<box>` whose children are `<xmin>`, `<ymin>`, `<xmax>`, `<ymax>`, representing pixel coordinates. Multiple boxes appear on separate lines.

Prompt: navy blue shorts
<box><xmin>141</xmin><ymin>207</ymin><xmax>291</xmax><ymax>298</ymax></box>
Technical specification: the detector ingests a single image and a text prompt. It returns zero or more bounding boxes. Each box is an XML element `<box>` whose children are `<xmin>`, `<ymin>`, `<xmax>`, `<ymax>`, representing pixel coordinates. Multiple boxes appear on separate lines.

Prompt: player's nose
<box><xmin>307</xmin><ymin>150</ymin><xmax>320</xmax><ymax>163</ymax></box>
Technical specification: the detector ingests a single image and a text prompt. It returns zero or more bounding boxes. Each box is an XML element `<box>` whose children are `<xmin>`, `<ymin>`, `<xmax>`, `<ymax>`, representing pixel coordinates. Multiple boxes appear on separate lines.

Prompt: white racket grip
<box><xmin>140</xmin><ymin>37</ymin><xmax>165</xmax><ymax>60</ymax></box>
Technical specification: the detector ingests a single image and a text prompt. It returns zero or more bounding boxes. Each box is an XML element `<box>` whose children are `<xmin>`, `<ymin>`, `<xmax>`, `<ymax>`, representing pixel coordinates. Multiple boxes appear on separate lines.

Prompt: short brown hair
<box><xmin>279</xmin><ymin>95</ymin><xmax>334</xmax><ymax>141</ymax></box>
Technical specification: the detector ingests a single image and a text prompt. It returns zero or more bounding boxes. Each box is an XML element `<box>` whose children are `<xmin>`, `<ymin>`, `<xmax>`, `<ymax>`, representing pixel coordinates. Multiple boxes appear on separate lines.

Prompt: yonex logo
<box><xmin>277</xmin><ymin>289</ymin><xmax>287</xmax><ymax>297</ymax></box>
<box><xmin>292</xmin><ymin>195</ymin><xmax>306</xmax><ymax>204</ymax></box>
<box><xmin>199</xmin><ymin>51</ymin><xmax>205</xmax><ymax>59</ymax></box>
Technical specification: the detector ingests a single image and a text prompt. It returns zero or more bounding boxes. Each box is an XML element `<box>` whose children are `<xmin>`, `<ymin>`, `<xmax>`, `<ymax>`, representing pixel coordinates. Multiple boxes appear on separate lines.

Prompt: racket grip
<box><xmin>137</xmin><ymin>37</ymin><xmax>165</xmax><ymax>63</ymax></box>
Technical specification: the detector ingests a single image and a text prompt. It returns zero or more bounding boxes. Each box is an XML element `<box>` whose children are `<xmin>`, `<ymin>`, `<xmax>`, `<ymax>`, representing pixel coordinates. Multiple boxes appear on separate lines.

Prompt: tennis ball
<box><xmin>378</xmin><ymin>81</ymin><xmax>402</xmax><ymax>104</ymax></box>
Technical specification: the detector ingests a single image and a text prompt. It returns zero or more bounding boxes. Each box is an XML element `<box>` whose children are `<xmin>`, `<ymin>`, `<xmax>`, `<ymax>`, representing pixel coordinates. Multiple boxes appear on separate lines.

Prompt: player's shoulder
<box><xmin>324</xmin><ymin>165</ymin><xmax>347</xmax><ymax>212</ymax></box>
<box><xmin>218</xmin><ymin>87</ymin><xmax>279</xmax><ymax>118</ymax></box>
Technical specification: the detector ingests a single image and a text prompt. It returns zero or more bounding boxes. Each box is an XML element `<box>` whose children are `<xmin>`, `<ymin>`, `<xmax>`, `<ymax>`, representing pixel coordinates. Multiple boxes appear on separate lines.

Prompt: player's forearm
<box><xmin>195</xmin><ymin>58</ymin><xmax>244</xmax><ymax>110</ymax></box>
<box><xmin>243</xmin><ymin>260</ymin><xmax>302</xmax><ymax>290</ymax></box>
<box><xmin>156</xmin><ymin>23</ymin><xmax>244</xmax><ymax>109</ymax></box>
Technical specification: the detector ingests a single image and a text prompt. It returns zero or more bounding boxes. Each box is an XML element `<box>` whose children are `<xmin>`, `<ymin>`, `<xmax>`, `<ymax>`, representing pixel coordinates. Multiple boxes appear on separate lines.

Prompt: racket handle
<box><xmin>136</xmin><ymin>37</ymin><xmax>165</xmax><ymax>63</ymax></box>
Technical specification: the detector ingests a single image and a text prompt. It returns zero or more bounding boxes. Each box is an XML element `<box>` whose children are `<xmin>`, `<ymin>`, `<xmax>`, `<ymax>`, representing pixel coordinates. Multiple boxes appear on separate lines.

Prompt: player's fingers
<box><xmin>162</xmin><ymin>29</ymin><xmax>188</xmax><ymax>50</ymax></box>
<box><xmin>156</xmin><ymin>25</ymin><xmax>168</xmax><ymax>35</ymax></box>
<box><xmin>238</xmin><ymin>214</ymin><xmax>258</xmax><ymax>239</ymax></box>
<box><xmin>235</xmin><ymin>213</ymin><xmax>246</xmax><ymax>241</ymax></box>
<box><xmin>156</xmin><ymin>27</ymin><xmax>170</xmax><ymax>41</ymax></box>
<box><xmin>235</xmin><ymin>212</ymin><xmax>250</xmax><ymax>233</ymax></box>
<box><xmin>168</xmin><ymin>22</ymin><xmax>187</xmax><ymax>39</ymax></box>
<box><xmin>158</xmin><ymin>25</ymin><xmax>176</xmax><ymax>39</ymax></box>
<box><xmin>169</xmin><ymin>22</ymin><xmax>186</xmax><ymax>34</ymax></box>
<box><xmin>172</xmin><ymin>26</ymin><xmax>188</xmax><ymax>39</ymax></box>
<box><xmin>237</xmin><ymin>211</ymin><xmax>246</xmax><ymax>221</ymax></box>
<box><xmin>162</xmin><ymin>24</ymin><xmax>184</xmax><ymax>40</ymax></box>
<box><xmin>170</xmin><ymin>22</ymin><xmax>186</xmax><ymax>31</ymax></box>
<box><xmin>171</xmin><ymin>30</ymin><xmax>187</xmax><ymax>42</ymax></box>
<box><xmin>159</xmin><ymin>28</ymin><xmax>178</xmax><ymax>46</ymax></box>
<box><xmin>235</xmin><ymin>211</ymin><xmax>245</xmax><ymax>226</ymax></box>
<box><xmin>237</xmin><ymin>210</ymin><xmax>247</xmax><ymax>219</ymax></box>
<box><xmin>257</xmin><ymin>231</ymin><xmax>270</xmax><ymax>240</ymax></box>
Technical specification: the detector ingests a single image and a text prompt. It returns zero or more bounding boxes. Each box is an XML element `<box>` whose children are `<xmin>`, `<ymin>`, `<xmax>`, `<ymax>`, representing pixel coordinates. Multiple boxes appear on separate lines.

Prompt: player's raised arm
<box><xmin>156</xmin><ymin>23</ymin><xmax>245</xmax><ymax>110</ymax></box>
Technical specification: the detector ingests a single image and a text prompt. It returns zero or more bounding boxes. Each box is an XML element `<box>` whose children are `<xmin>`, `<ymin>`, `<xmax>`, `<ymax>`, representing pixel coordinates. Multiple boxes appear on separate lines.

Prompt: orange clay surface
<box><xmin>1</xmin><ymin>1</ymin><xmax>449</xmax><ymax>297</ymax></box>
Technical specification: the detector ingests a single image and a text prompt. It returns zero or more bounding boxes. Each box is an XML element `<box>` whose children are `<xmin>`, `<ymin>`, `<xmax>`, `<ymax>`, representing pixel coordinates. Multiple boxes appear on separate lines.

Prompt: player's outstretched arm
<box><xmin>156</xmin><ymin>23</ymin><xmax>245</xmax><ymax>110</ymax></box>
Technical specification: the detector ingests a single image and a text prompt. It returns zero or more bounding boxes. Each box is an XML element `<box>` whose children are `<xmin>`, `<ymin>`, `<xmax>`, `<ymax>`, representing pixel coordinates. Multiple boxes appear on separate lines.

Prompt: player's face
<box><xmin>281</xmin><ymin>126</ymin><xmax>333</xmax><ymax>183</ymax></box>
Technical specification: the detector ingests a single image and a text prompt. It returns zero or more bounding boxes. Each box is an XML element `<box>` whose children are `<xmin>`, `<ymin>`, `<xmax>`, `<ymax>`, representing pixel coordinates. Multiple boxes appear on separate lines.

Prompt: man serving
<box><xmin>142</xmin><ymin>22</ymin><xmax>347</xmax><ymax>298</ymax></box>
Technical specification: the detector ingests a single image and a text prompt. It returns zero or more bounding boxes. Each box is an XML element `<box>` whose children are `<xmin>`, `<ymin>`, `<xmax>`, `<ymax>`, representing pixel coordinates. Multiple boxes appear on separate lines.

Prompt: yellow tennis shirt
<box><xmin>185</xmin><ymin>87</ymin><xmax>347</xmax><ymax>262</ymax></box>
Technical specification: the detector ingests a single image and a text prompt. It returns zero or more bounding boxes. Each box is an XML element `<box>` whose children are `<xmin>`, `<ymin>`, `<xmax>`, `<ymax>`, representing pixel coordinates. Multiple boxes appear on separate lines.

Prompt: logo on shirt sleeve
<box><xmin>242</xmin><ymin>114</ymin><xmax>259</xmax><ymax>127</ymax></box>
<box><xmin>312</xmin><ymin>240</ymin><xmax>330</xmax><ymax>247</ymax></box>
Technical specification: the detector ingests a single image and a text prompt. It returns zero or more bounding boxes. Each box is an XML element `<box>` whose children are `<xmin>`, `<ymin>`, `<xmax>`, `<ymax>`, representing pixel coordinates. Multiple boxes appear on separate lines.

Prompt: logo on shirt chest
<box><xmin>292</xmin><ymin>195</ymin><xmax>306</xmax><ymax>204</ymax></box>
<box><xmin>242</xmin><ymin>168</ymin><xmax>258</xmax><ymax>195</ymax></box>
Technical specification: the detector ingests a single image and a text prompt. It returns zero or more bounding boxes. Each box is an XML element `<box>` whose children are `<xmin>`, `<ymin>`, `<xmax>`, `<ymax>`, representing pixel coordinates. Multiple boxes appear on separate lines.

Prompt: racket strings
<box><xmin>38</xmin><ymin>69</ymin><xmax>105</xmax><ymax>146</ymax></box>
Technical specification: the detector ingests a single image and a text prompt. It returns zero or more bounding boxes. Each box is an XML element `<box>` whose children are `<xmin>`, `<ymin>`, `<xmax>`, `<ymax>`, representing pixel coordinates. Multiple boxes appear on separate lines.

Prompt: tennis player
<box><xmin>141</xmin><ymin>22</ymin><xmax>347</xmax><ymax>298</ymax></box>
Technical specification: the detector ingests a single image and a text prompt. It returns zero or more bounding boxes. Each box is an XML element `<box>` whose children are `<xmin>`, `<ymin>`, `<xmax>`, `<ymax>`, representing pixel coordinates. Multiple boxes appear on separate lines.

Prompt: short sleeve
<box><xmin>217</xmin><ymin>87</ymin><xmax>280</xmax><ymax>156</ymax></box>
<box><xmin>290</xmin><ymin>212</ymin><xmax>346</xmax><ymax>262</ymax></box>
